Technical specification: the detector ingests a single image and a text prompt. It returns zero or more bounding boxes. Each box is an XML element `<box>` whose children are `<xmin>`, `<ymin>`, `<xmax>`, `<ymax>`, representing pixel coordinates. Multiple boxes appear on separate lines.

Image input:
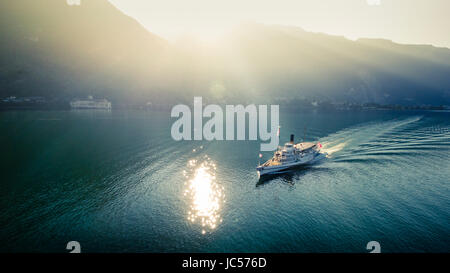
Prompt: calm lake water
<box><xmin>0</xmin><ymin>109</ymin><xmax>449</xmax><ymax>252</ymax></box>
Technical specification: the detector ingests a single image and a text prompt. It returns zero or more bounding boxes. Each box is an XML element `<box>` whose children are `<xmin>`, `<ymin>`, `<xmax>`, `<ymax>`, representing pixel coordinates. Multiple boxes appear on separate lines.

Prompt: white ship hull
<box><xmin>70</xmin><ymin>98</ymin><xmax>112</xmax><ymax>110</ymax></box>
<box><xmin>257</xmin><ymin>152</ymin><xmax>324</xmax><ymax>177</ymax></box>
<box><xmin>70</xmin><ymin>105</ymin><xmax>111</xmax><ymax>109</ymax></box>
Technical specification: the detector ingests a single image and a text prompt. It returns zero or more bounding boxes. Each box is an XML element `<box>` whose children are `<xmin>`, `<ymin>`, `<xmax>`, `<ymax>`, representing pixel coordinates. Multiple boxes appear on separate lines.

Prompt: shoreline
<box><xmin>1</xmin><ymin>106</ymin><xmax>449</xmax><ymax>113</ymax></box>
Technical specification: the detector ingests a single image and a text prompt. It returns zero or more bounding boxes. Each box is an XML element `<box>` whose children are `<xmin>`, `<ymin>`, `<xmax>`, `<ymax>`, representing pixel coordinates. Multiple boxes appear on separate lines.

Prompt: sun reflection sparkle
<box><xmin>184</xmin><ymin>156</ymin><xmax>224</xmax><ymax>234</ymax></box>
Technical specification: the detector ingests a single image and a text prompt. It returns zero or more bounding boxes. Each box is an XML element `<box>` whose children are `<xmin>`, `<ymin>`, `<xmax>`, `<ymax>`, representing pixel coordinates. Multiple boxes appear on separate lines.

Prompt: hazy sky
<box><xmin>108</xmin><ymin>0</ymin><xmax>450</xmax><ymax>47</ymax></box>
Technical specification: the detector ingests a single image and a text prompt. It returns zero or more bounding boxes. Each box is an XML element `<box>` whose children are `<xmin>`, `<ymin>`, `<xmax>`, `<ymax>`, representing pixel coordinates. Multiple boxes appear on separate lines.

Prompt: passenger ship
<box><xmin>256</xmin><ymin>134</ymin><xmax>326</xmax><ymax>177</ymax></box>
<box><xmin>70</xmin><ymin>96</ymin><xmax>112</xmax><ymax>109</ymax></box>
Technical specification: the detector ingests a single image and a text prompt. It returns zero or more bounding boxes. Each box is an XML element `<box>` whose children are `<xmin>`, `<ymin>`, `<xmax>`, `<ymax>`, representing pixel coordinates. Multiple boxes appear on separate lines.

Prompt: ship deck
<box><xmin>295</xmin><ymin>142</ymin><xmax>316</xmax><ymax>151</ymax></box>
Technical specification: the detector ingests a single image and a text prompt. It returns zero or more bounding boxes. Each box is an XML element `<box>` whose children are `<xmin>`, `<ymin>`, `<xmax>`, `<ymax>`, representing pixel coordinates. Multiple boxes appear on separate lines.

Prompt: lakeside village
<box><xmin>0</xmin><ymin>95</ymin><xmax>449</xmax><ymax>111</ymax></box>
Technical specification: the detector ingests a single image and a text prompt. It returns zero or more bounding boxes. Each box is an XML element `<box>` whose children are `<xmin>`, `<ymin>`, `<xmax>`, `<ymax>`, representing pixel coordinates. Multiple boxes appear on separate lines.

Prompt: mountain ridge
<box><xmin>1</xmin><ymin>0</ymin><xmax>449</xmax><ymax>106</ymax></box>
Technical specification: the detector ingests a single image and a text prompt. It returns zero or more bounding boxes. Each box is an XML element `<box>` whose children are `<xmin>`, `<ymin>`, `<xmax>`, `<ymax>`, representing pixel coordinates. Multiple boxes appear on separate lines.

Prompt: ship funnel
<box><xmin>290</xmin><ymin>134</ymin><xmax>294</xmax><ymax>144</ymax></box>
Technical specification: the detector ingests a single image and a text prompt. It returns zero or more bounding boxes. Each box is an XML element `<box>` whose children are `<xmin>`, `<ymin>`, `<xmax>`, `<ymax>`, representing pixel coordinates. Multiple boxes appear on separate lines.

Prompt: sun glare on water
<box><xmin>184</xmin><ymin>156</ymin><xmax>225</xmax><ymax>234</ymax></box>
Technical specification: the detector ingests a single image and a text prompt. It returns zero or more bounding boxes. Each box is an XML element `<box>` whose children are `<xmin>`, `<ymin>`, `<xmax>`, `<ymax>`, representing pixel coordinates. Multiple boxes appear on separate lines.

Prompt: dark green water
<box><xmin>0</xmin><ymin>109</ymin><xmax>449</xmax><ymax>252</ymax></box>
